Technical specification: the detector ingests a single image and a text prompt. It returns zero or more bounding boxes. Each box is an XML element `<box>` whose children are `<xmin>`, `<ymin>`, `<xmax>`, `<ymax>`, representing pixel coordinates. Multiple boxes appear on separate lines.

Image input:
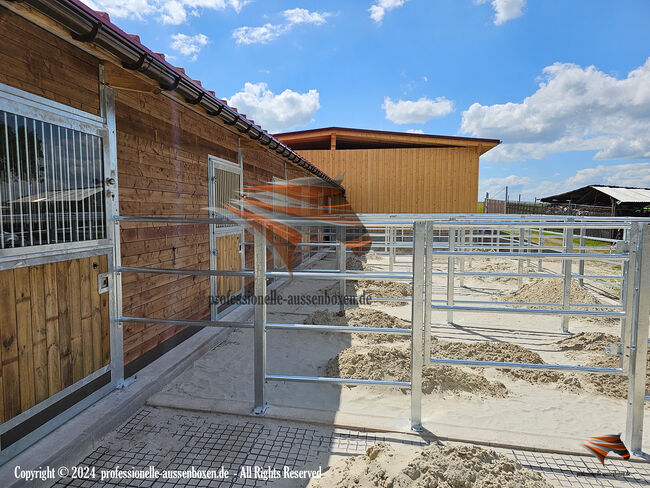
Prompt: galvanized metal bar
<box><xmin>117</xmin><ymin>265</ymin><xmax>254</xmax><ymax>277</ymax></box>
<box><xmin>423</xmin><ymin>222</ymin><xmax>433</xmax><ymax>362</ymax></box>
<box><xmin>265</xmin><ymin>374</ymin><xmax>410</xmax><ymax>387</ymax></box>
<box><xmin>578</xmin><ymin>227</ymin><xmax>586</xmax><ymax>287</ymax></box>
<box><xmin>49</xmin><ymin>124</ymin><xmax>58</xmax><ymax>243</ymax></box>
<box><xmin>459</xmin><ymin>227</ymin><xmax>465</xmax><ymax>287</ymax></box>
<box><xmin>447</xmin><ymin>225</ymin><xmax>455</xmax><ymax>325</ymax></box>
<box><xmin>2</xmin><ymin>112</ymin><xmax>12</xmax><ymax>247</ymax></box>
<box><xmin>432</xmin><ymin>250</ymin><xmax>627</xmax><ymax>260</ymax></box>
<box><xmin>430</xmin><ymin>358</ymin><xmax>624</xmax><ymax>375</ymax></box>
<box><xmin>517</xmin><ymin>227</ymin><xmax>524</xmax><ymax>288</ymax></box>
<box><xmin>266</xmin><ymin>323</ymin><xmax>411</xmax><ymax>334</ymax></box>
<box><xmin>389</xmin><ymin>226</ymin><xmax>395</xmax><ymax>272</ymax></box>
<box><xmin>561</xmin><ymin>222</ymin><xmax>574</xmax><ymax>333</ymax></box>
<box><xmin>253</xmin><ymin>229</ymin><xmax>267</xmax><ymax>414</ymax></box>
<box><xmin>626</xmin><ymin>222</ymin><xmax>650</xmax><ymax>454</ymax></box>
<box><xmin>100</xmin><ymin>81</ymin><xmax>124</xmax><ymax>389</ymax></box>
<box><xmin>62</xmin><ymin>128</ymin><xmax>71</xmax><ymax>242</ymax></box>
<box><xmin>410</xmin><ymin>221</ymin><xmax>425</xmax><ymax>431</ymax></box>
<box><xmin>23</xmin><ymin>117</ymin><xmax>34</xmax><ymax>246</ymax></box>
<box><xmin>337</xmin><ymin>226</ymin><xmax>346</xmax><ymax>313</ymax></box>
<box><xmin>15</xmin><ymin>114</ymin><xmax>25</xmax><ymax>246</ymax></box>
<box><xmin>119</xmin><ymin>316</ymin><xmax>253</xmax><ymax>329</ymax></box>
<box><xmin>432</xmin><ymin>304</ymin><xmax>623</xmax><ymax>317</ymax></box>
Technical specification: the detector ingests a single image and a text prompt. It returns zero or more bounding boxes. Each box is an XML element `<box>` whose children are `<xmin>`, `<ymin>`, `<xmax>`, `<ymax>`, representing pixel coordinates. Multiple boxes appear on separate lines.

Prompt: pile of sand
<box><xmin>308</xmin><ymin>442</ymin><xmax>552</xmax><ymax>488</ymax></box>
<box><xmin>551</xmin><ymin>333</ymin><xmax>650</xmax><ymax>398</ymax></box>
<box><xmin>326</xmin><ymin>344</ymin><xmax>508</xmax><ymax>397</ymax></box>
<box><xmin>431</xmin><ymin>338</ymin><xmax>582</xmax><ymax>390</ymax></box>
<box><xmin>305</xmin><ymin>308</ymin><xmax>409</xmax><ymax>343</ymax></box>
<box><xmin>346</xmin><ymin>255</ymin><xmax>370</xmax><ymax>271</ymax></box>
<box><xmin>500</xmin><ymin>278</ymin><xmax>603</xmax><ymax>307</ymax></box>
<box><xmin>360</xmin><ymin>280</ymin><xmax>412</xmax><ymax>306</ymax></box>
<box><xmin>554</xmin><ymin>332</ymin><xmax>620</xmax><ymax>353</ymax></box>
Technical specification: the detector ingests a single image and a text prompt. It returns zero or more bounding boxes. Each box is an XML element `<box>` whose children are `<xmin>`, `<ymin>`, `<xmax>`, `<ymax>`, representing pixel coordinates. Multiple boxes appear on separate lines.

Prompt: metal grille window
<box><xmin>0</xmin><ymin>109</ymin><xmax>105</xmax><ymax>248</ymax></box>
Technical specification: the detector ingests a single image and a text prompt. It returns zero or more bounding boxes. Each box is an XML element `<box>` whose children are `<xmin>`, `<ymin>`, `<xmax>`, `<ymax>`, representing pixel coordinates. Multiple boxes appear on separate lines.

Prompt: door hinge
<box><xmin>604</xmin><ymin>342</ymin><xmax>623</xmax><ymax>357</ymax></box>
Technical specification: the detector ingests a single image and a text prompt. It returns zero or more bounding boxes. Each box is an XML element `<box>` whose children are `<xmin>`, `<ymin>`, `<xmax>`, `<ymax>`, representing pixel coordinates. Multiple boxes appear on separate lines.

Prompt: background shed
<box><xmin>275</xmin><ymin>127</ymin><xmax>500</xmax><ymax>214</ymax></box>
<box><xmin>541</xmin><ymin>185</ymin><xmax>650</xmax><ymax>217</ymax></box>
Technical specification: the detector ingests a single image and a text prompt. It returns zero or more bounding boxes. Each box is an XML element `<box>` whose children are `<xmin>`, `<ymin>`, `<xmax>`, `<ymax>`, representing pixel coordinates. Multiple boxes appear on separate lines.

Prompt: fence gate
<box><xmin>0</xmin><ymin>81</ymin><xmax>120</xmax><ymax>463</ymax></box>
<box><xmin>208</xmin><ymin>155</ymin><xmax>243</xmax><ymax>319</ymax></box>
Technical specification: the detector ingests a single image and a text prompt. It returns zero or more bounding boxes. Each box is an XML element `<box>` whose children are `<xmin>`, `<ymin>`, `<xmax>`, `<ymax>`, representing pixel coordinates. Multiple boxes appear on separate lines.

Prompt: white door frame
<box><xmin>208</xmin><ymin>154</ymin><xmax>243</xmax><ymax>320</ymax></box>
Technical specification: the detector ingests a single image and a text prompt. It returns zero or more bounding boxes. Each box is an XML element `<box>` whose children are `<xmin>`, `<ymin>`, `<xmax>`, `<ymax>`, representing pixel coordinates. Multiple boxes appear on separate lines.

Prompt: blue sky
<box><xmin>86</xmin><ymin>0</ymin><xmax>650</xmax><ymax>202</ymax></box>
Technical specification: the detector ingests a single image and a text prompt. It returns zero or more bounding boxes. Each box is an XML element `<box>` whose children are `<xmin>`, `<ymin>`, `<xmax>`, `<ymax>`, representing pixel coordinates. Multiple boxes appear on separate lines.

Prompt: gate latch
<box><xmin>98</xmin><ymin>272</ymin><xmax>109</xmax><ymax>294</ymax></box>
<box><xmin>604</xmin><ymin>342</ymin><xmax>622</xmax><ymax>357</ymax></box>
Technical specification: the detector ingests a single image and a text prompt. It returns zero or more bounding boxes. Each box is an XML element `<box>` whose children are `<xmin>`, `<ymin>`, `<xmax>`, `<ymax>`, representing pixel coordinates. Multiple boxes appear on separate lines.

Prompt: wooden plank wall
<box><xmin>297</xmin><ymin>147</ymin><xmax>480</xmax><ymax>214</ymax></box>
<box><xmin>0</xmin><ymin>6</ymin><xmax>339</xmax><ymax>369</ymax></box>
<box><xmin>0</xmin><ymin>256</ymin><xmax>109</xmax><ymax>423</ymax></box>
<box><xmin>115</xmin><ymin>90</ymin><xmax>319</xmax><ymax>362</ymax></box>
<box><xmin>0</xmin><ymin>7</ymin><xmax>100</xmax><ymax>116</ymax></box>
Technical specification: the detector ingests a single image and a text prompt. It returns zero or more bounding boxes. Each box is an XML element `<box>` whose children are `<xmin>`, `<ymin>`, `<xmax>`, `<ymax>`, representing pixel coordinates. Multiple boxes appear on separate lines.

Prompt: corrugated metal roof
<box><xmin>590</xmin><ymin>186</ymin><xmax>650</xmax><ymax>203</ymax></box>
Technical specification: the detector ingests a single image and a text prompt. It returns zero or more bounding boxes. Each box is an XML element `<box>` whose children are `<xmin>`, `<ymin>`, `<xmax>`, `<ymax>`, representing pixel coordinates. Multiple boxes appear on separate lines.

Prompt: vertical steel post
<box><xmin>578</xmin><ymin>227</ymin><xmax>586</xmax><ymax>288</ymax></box>
<box><xmin>625</xmin><ymin>222</ymin><xmax>650</xmax><ymax>454</ymax></box>
<box><xmin>620</xmin><ymin>228</ymin><xmax>631</xmax><ymax>372</ymax></box>
<box><xmin>389</xmin><ymin>227</ymin><xmax>395</xmax><ymax>272</ymax></box>
<box><xmin>459</xmin><ymin>227</ymin><xmax>465</xmax><ymax>287</ymax></box>
<box><xmin>538</xmin><ymin>227</ymin><xmax>543</xmax><ymax>272</ymax></box>
<box><xmin>100</xmin><ymin>75</ymin><xmax>124</xmax><ymax>389</ymax></box>
<box><xmin>517</xmin><ymin>226</ymin><xmax>524</xmax><ymax>288</ymax></box>
<box><xmin>337</xmin><ymin>226</ymin><xmax>346</xmax><ymax>313</ymax></box>
<box><xmin>423</xmin><ymin>222</ymin><xmax>433</xmax><ymax>361</ymax></box>
<box><xmin>561</xmin><ymin>221</ymin><xmax>574</xmax><ymax>333</ymax></box>
<box><xmin>447</xmin><ymin>223</ymin><xmax>455</xmax><ymax>325</ymax></box>
<box><xmin>410</xmin><ymin>221</ymin><xmax>425</xmax><ymax>431</ymax></box>
<box><xmin>253</xmin><ymin>230</ymin><xmax>267</xmax><ymax>414</ymax></box>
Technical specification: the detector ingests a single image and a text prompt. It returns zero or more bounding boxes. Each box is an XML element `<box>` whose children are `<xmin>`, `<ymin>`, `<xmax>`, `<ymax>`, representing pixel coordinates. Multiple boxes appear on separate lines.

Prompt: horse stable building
<box><xmin>0</xmin><ymin>0</ymin><xmax>342</xmax><ymax>460</ymax></box>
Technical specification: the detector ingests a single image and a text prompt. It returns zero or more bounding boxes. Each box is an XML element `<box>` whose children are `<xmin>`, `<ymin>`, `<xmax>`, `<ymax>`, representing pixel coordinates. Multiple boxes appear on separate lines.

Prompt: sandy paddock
<box><xmin>149</xmin><ymin>251</ymin><xmax>649</xmax><ymax>455</ymax></box>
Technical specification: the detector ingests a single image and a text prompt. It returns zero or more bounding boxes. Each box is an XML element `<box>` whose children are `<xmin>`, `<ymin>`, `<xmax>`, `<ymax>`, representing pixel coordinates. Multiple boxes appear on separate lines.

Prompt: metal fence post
<box><xmin>459</xmin><ymin>227</ymin><xmax>465</xmax><ymax>287</ymax></box>
<box><xmin>538</xmin><ymin>226</ymin><xmax>543</xmax><ymax>272</ymax></box>
<box><xmin>423</xmin><ymin>222</ymin><xmax>433</xmax><ymax>361</ymax></box>
<box><xmin>389</xmin><ymin>227</ymin><xmax>395</xmax><ymax>272</ymax></box>
<box><xmin>561</xmin><ymin>220</ymin><xmax>574</xmax><ymax>333</ymax></box>
<box><xmin>253</xmin><ymin>230</ymin><xmax>267</xmax><ymax>414</ymax></box>
<box><xmin>578</xmin><ymin>227</ymin><xmax>586</xmax><ymax>287</ymax></box>
<box><xmin>447</xmin><ymin>222</ymin><xmax>455</xmax><ymax>325</ymax></box>
<box><xmin>625</xmin><ymin>222</ymin><xmax>650</xmax><ymax>454</ymax></box>
<box><xmin>517</xmin><ymin>226</ymin><xmax>524</xmax><ymax>288</ymax></box>
<box><xmin>100</xmin><ymin>80</ymin><xmax>124</xmax><ymax>389</ymax></box>
<box><xmin>410</xmin><ymin>221</ymin><xmax>425</xmax><ymax>431</ymax></box>
<box><xmin>337</xmin><ymin>226</ymin><xmax>346</xmax><ymax>314</ymax></box>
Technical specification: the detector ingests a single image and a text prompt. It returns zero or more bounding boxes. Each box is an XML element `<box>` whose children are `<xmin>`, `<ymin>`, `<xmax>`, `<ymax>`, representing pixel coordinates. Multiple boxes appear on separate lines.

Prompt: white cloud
<box><xmin>227</xmin><ymin>82</ymin><xmax>320</xmax><ymax>133</ymax></box>
<box><xmin>406</xmin><ymin>129</ymin><xmax>424</xmax><ymax>134</ymax></box>
<box><xmin>462</xmin><ymin>58</ymin><xmax>650</xmax><ymax>163</ymax></box>
<box><xmin>283</xmin><ymin>8</ymin><xmax>329</xmax><ymax>25</ymax></box>
<box><xmin>233</xmin><ymin>8</ymin><xmax>331</xmax><ymax>45</ymax></box>
<box><xmin>170</xmin><ymin>33</ymin><xmax>208</xmax><ymax>61</ymax></box>
<box><xmin>232</xmin><ymin>24</ymin><xmax>287</xmax><ymax>45</ymax></box>
<box><xmin>476</xmin><ymin>0</ymin><xmax>526</xmax><ymax>25</ymax></box>
<box><xmin>85</xmin><ymin>0</ymin><xmax>249</xmax><ymax>25</ymax></box>
<box><xmin>383</xmin><ymin>96</ymin><xmax>454</xmax><ymax>124</ymax></box>
<box><xmin>369</xmin><ymin>0</ymin><xmax>408</xmax><ymax>24</ymax></box>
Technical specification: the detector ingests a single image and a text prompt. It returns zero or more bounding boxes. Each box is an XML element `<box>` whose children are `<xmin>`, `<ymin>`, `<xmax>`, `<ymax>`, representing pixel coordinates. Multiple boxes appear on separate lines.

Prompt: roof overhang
<box><xmin>275</xmin><ymin>127</ymin><xmax>501</xmax><ymax>155</ymax></box>
<box><xmin>2</xmin><ymin>0</ymin><xmax>343</xmax><ymax>190</ymax></box>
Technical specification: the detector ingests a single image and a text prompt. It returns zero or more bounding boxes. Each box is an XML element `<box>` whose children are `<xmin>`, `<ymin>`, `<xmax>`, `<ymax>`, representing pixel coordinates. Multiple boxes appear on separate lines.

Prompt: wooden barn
<box><xmin>275</xmin><ymin>127</ymin><xmax>500</xmax><ymax>214</ymax></box>
<box><xmin>0</xmin><ymin>0</ymin><xmax>342</xmax><ymax>459</ymax></box>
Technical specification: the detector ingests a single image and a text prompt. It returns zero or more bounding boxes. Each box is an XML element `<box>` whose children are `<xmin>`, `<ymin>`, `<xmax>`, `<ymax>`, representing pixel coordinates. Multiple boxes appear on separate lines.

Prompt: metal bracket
<box><xmin>98</xmin><ymin>272</ymin><xmax>109</xmax><ymax>294</ymax></box>
<box><xmin>604</xmin><ymin>342</ymin><xmax>623</xmax><ymax>357</ymax></box>
<box><xmin>209</xmin><ymin>296</ymin><xmax>220</xmax><ymax>306</ymax></box>
<box><xmin>252</xmin><ymin>403</ymin><xmax>268</xmax><ymax>415</ymax></box>
<box><xmin>616</xmin><ymin>240</ymin><xmax>629</xmax><ymax>254</ymax></box>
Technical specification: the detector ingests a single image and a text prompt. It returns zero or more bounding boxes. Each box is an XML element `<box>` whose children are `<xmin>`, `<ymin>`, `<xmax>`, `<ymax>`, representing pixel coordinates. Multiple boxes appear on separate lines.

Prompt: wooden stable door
<box><xmin>0</xmin><ymin>255</ymin><xmax>110</xmax><ymax>423</ymax></box>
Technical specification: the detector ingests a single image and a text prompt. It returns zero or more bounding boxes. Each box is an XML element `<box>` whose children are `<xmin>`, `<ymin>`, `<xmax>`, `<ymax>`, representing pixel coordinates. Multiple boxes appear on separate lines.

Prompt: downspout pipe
<box><xmin>11</xmin><ymin>0</ymin><xmax>343</xmax><ymax>191</ymax></box>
